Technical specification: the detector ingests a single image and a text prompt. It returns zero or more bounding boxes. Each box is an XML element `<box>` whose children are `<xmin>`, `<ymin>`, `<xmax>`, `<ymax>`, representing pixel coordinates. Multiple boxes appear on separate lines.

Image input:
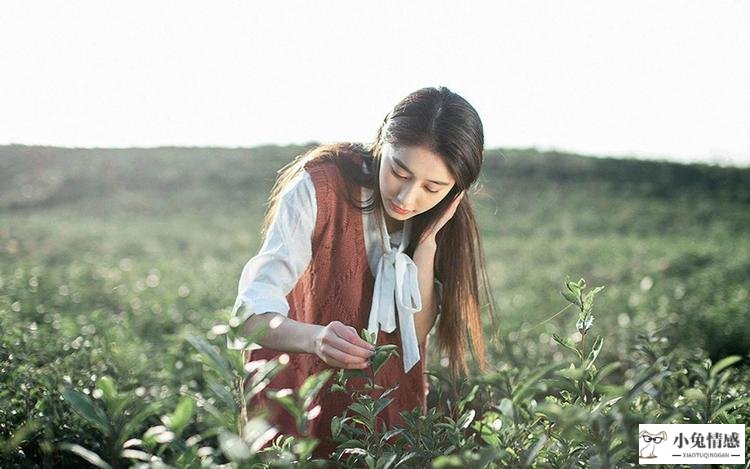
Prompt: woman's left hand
<box><xmin>418</xmin><ymin>191</ymin><xmax>465</xmax><ymax>246</ymax></box>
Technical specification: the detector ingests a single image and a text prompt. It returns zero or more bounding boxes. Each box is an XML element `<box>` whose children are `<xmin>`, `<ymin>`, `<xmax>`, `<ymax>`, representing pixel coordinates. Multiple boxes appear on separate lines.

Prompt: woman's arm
<box><xmin>244</xmin><ymin>312</ymin><xmax>375</xmax><ymax>368</ymax></box>
<box><xmin>233</xmin><ymin>171</ymin><xmax>374</xmax><ymax>368</ymax></box>
<box><xmin>412</xmin><ymin>241</ymin><xmax>439</xmax><ymax>346</ymax></box>
<box><xmin>413</xmin><ymin>191</ymin><xmax>466</xmax><ymax>346</ymax></box>
<box><xmin>243</xmin><ymin>312</ymin><xmax>322</xmax><ymax>354</ymax></box>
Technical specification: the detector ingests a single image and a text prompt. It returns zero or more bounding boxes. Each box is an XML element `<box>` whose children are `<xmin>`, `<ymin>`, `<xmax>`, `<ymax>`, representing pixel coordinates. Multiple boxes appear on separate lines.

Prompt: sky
<box><xmin>2</xmin><ymin>1</ymin><xmax>749</xmax><ymax>166</ymax></box>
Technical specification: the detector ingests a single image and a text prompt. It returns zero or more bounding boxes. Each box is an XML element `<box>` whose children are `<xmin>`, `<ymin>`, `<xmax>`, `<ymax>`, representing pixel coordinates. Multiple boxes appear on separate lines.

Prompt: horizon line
<box><xmin>1</xmin><ymin>141</ymin><xmax>747</xmax><ymax>169</ymax></box>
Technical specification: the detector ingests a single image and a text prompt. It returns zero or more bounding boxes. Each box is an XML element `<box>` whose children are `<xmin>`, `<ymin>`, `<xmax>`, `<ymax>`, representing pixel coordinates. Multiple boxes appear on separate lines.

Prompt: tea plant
<box><xmin>11</xmin><ymin>276</ymin><xmax>750</xmax><ymax>468</ymax></box>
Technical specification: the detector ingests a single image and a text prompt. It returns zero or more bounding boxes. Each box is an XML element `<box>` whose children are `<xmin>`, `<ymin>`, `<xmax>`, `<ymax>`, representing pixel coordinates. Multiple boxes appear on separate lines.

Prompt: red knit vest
<box><xmin>243</xmin><ymin>149</ymin><xmax>429</xmax><ymax>459</ymax></box>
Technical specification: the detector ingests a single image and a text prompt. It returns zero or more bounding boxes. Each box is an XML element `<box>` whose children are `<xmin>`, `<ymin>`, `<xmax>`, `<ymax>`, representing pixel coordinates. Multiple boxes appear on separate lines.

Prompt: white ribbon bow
<box><xmin>367</xmin><ymin>216</ymin><xmax>423</xmax><ymax>373</ymax></box>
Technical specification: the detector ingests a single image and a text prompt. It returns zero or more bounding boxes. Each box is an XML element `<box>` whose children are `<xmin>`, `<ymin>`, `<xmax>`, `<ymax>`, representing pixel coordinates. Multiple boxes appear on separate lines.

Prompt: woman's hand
<box><xmin>312</xmin><ymin>321</ymin><xmax>376</xmax><ymax>369</ymax></box>
<box><xmin>418</xmin><ymin>190</ymin><xmax>465</xmax><ymax>246</ymax></box>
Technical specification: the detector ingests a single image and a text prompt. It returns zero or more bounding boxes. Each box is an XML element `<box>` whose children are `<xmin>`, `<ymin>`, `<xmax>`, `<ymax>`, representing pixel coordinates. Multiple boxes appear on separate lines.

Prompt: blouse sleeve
<box><xmin>231</xmin><ymin>170</ymin><xmax>317</xmax><ymax>325</ymax></box>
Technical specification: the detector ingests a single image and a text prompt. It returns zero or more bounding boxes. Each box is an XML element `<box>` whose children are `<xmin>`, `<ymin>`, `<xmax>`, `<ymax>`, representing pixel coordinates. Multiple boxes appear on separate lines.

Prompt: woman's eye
<box><xmin>390</xmin><ymin>166</ymin><xmax>438</xmax><ymax>193</ymax></box>
<box><xmin>391</xmin><ymin>169</ymin><xmax>408</xmax><ymax>180</ymax></box>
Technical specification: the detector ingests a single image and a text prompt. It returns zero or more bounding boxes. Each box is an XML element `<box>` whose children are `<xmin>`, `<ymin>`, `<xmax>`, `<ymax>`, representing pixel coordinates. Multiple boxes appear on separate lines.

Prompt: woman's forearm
<box><xmin>413</xmin><ymin>241</ymin><xmax>439</xmax><ymax>346</ymax></box>
<box><xmin>243</xmin><ymin>312</ymin><xmax>323</xmax><ymax>354</ymax></box>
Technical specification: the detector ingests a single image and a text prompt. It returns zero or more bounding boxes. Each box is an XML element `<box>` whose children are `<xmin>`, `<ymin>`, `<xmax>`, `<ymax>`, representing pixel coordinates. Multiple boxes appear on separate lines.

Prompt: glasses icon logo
<box><xmin>639</xmin><ymin>430</ymin><xmax>667</xmax><ymax>459</ymax></box>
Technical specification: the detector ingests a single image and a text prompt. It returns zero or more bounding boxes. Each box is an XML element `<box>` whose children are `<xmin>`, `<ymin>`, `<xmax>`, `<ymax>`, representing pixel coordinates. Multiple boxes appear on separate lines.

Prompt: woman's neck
<box><xmin>384</xmin><ymin>213</ymin><xmax>404</xmax><ymax>235</ymax></box>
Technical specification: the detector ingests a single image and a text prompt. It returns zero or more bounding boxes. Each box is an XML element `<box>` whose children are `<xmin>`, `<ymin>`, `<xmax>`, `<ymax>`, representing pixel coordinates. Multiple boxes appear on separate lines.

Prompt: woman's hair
<box><xmin>261</xmin><ymin>86</ymin><xmax>497</xmax><ymax>378</ymax></box>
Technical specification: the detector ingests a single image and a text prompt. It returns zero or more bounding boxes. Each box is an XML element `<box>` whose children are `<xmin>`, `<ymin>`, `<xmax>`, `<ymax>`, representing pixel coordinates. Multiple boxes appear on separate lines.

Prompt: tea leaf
<box><xmin>457</xmin><ymin>409</ymin><xmax>476</xmax><ymax>429</ymax></box>
<box><xmin>561</xmin><ymin>289</ymin><xmax>581</xmax><ymax>308</ymax></box>
<box><xmin>708</xmin><ymin>355</ymin><xmax>742</xmax><ymax>379</ymax></box>
<box><xmin>553</xmin><ymin>333</ymin><xmax>583</xmax><ymax>360</ymax></box>
<box><xmin>167</xmin><ymin>396</ymin><xmax>195</xmax><ymax>436</ymax></box>
<box><xmin>584</xmin><ymin>336</ymin><xmax>604</xmax><ymax>370</ymax></box>
<box><xmin>376</xmin><ymin>451</ymin><xmax>397</xmax><ymax>469</ymax></box>
<box><xmin>62</xmin><ymin>389</ymin><xmax>110</xmax><ymax>435</ymax></box>
<box><xmin>96</xmin><ymin>376</ymin><xmax>117</xmax><ymax>405</ymax></box>
<box><xmin>186</xmin><ymin>335</ymin><xmax>233</xmax><ymax>383</ymax></box>
<box><xmin>60</xmin><ymin>443</ymin><xmax>111</xmax><ymax>469</ymax></box>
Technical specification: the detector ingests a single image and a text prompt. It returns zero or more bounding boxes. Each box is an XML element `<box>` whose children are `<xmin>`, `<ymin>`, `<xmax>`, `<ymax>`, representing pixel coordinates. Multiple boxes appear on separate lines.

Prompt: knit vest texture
<box><xmin>243</xmin><ymin>149</ymin><xmax>429</xmax><ymax>459</ymax></box>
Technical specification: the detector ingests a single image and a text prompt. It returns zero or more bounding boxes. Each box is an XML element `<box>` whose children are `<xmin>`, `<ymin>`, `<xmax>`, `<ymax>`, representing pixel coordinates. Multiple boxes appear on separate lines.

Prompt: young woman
<box><xmin>231</xmin><ymin>86</ymin><xmax>496</xmax><ymax>457</ymax></box>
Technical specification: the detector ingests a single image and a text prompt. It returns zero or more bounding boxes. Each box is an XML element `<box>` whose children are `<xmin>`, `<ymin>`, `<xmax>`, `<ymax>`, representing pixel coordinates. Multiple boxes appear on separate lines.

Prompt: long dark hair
<box><xmin>261</xmin><ymin>86</ymin><xmax>497</xmax><ymax>377</ymax></box>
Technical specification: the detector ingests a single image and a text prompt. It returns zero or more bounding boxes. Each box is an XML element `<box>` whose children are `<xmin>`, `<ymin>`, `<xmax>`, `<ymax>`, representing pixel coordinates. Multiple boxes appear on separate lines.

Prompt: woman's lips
<box><xmin>390</xmin><ymin>201</ymin><xmax>411</xmax><ymax>215</ymax></box>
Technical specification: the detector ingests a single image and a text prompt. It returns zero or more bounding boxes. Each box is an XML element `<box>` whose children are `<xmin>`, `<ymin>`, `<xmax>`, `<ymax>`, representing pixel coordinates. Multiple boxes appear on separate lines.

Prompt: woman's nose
<box><xmin>396</xmin><ymin>183</ymin><xmax>418</xmax><ymax>208</ymax></box>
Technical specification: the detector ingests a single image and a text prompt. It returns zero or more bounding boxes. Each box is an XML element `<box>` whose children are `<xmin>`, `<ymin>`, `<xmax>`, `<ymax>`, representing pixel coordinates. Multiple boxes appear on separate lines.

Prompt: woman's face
<box><xmin>378</xmin><ymin>142</ymin><xmax>456</xmax><ymax>222</ymax></box>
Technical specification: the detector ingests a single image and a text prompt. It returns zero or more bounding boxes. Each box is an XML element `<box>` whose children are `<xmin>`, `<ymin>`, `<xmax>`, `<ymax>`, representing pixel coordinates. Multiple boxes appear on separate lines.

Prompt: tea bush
<box><xmin>8</xmin><ymin>277</ymin><xmax>742</xmax><ymax>468</ymax></box>
<box><xmin>2</xmin><ymin>145</ymin><xmax>749</xmax><ymax>467</ymax></box>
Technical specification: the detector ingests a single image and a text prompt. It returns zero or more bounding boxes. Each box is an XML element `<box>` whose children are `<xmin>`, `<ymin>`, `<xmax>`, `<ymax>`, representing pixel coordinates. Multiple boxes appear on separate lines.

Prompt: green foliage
<box><xmin>2</xmin><ymin>145</ymin><xmax>749</xmax><ymax>466</ymax></box>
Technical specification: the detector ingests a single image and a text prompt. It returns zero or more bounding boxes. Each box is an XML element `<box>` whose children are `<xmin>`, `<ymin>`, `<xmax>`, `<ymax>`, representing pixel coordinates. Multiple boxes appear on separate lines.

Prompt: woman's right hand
<box><xmin>312</xmin><ymin>321</ymin><xmax>376</xmax><ymax>369</ymax></box>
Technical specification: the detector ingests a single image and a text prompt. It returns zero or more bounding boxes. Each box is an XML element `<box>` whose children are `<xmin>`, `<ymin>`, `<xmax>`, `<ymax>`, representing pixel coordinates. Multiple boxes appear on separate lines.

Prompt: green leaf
<box><xmin>373</xmin><ymin>397</ymin><xmax>394</xmax><ymax>417</ymax></box>
<box><xmin>330</xmin><ymin>383</ymin><xmax>347</xmax><ymax>393</ymax></box>
<box><xmin>291</xmin><ymin>438</ymin><xmax>318</xmax><ymax>458</ymax></box>
<box><xmin>621</xmin><ymin>370</ymin><xmax>670</xmax><ymax>403</ymax></box>
<box><xmin>62</xmin><ymin>389</ymin><xmax>110</xmax><ymax>435</ymax></box>
<box><xmin>432</xmin><ymin>455</ymin><xmax>464</xmax><ymax>468</ymax></box>
<box><xmin>582</xmin><ymin>286</ymin><xmax>605</xmax><ymax>313</ymax></box>
<box><xmin>338</xmin><ymin>438</ymin><xmax>367</xmax><ymax>449</ymax></box>
<box><xmin>524</xmin><ymin>433</ymin><xmax>548</xmax><ymax>467</ymax></box>
<box><xmin>456</xmin><ymin>409</ymin><xmax>476</xmax><ymax>429</ymax></box>
<box><xmin>556</xmin><ymin>366</ymin><xmax>584</xmax><ymax>381</ymax></box>
<box><xmin>243</xmin><ymin>418</ymin><xmax>279</xmax><ymax>453</ymax></box>
<box><xmin>371</xmin><ymin>345</ymin><xmax>399</xmax><ymax>375</ymax></box>
<box><xmin>331</xmin><ymin>416</ymin><xmax>342</xmax><ymax>439</ymax></box>
<box><xmin>218</xmin><ymin>431</ymin><xmax>251</xmax><ymax>461</ymax></box>
<box><xmin>552</xmin><ymin>333</ymin><xmax>583</xmax><ymax>360</ymax></box>
<box><xmin>95</xmin><ymin>376</ymin><xmax>117</xmax><ymax>405</ymax></box>
<box><xmin>497</xmin><ymin>398</ymin><xmax>514</xmax><ymax>419</ymax></box>
<box><xmin>540</xmin><ymin>378</ymin><xmax>578</xmax><ymax>394</ymax></box>
<box><xmin>458</xmin><ymin>384</ymin><xmax>480</xmax><ymax>411</ymax></box>
<box><xmin>208</xmin><ymin>382</ymin><xmax>238</xmax><ymax>412</ymax></box>
<box><xmin>395</xmin><ymin>452</ymin><xmax>417</xmax><ymax>467</ymax></box>
<box><xmin>584</xmin><ymin>336</ymin><xmax>604</xmax><ymax>370</ymax></box>
<box><xmin>593</xmin><ymin>361</ymin><xmax>621</xmax><ymax>386</ymax></box>
<box><xmin>267</xmin><ymin>393</ymin><xmax>303</xmax><ymax>425</ymax></box>
<box><xmin>381</xmin><ymin>428</ymin><xmax>404</xmax><ymax>443</ymax></box>
<box><xmin>565</xmin><ymin>279</ymin><xmax>579</xmax><ymax>295</ymax></box>
<box><xmin>708</xmin><ymin>355</ymin><xmax>742</xmax><ymax>379</ymax></box>
<box><xmin>246</xmin><ymin>359</ymin><xmax>286</xmax><ymax>400</ymax></box>
<box><xmin>299</xmin><ymin>369</ymin><xmax>333</xmax><ymax>408</ymax></box>
<box><xmin>60</xmin><ymin>443</ymin><xmax>112</xmax><ymax>469</ymax></box>
<box><xmin>512</xmin><ymin>362</ymin><xmax>567</xmax><ymax>406</ymax></box>
<box><xmin>377</xmin><ymin>451</ymin><xmax>397</xmax><ymax>469</ymax></box>
<box><xmin>684</xmin><ymin>388</ymin><xmax>706</xmax><ymax>401</ymax></box>
<box><xmin>342</xmin><ymin>368</ymin><xmax>369</xmax><ymax>381</ymax></box>
<box><xmin>118</xmin><ymin>402</ymin><xmax>160</xmax><ymax>449</ymax></box>
<box><xmin>712</xmin><ymin>396</ymin><xmax>750</xmax><ymax>420</ymax></box>
<box><xmin>167</xmin><ymin>397</ymin><xmax>195</xmax><ymax>436</ymax></box>
<box><xmin>380</xmin><ymin>383</ymin><xmax>400</xmax><ymax>401</ymax></box>
<box><xmin>360</xmin><ymin>329</ymin><xmax>377</xmax><ymax>345</ymax></box>
<box><xmin>186</xmin><ymin>335</ymin><xmax>234</xmax><ymax>383</ymax></box>
<box><xmin>561</xmin><ymin>289</ymin><xmax>582</xmax><ymax>308</ymax></box>
<box><xmin>349</xmin><ymin>402</ymin><xmax>371</xmax><ymax>418</ymax></box>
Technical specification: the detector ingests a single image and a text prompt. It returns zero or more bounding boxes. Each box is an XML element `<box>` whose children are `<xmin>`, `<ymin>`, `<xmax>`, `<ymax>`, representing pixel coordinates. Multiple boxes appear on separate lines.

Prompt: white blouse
<box><xmin>231</xmin><ymin>166</ymin><xmax>443</xmax><ymax>373</ymax></box>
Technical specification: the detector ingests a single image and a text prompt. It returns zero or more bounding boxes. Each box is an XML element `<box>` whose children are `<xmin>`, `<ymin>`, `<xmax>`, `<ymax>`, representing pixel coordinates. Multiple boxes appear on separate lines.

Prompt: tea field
<box><xmin>1</xmin><ymin>144</ymin><xmax>748</xmax><ymax>467</ymax></box>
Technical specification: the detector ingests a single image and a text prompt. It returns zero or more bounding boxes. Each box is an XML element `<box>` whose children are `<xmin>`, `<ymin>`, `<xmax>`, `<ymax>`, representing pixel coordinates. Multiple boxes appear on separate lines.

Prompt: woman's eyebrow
<box><xmin>392</xmin><ymin>156</ymin><xmax>451</xmax><ymax>186</ymax></box>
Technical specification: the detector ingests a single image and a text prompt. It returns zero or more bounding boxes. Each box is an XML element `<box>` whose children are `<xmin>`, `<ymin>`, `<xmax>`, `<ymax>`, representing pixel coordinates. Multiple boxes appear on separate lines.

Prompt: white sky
<box><xmin>2</xmin><ymin>1</ymin><xmax>749</xmax><ymax>166</ymax></box>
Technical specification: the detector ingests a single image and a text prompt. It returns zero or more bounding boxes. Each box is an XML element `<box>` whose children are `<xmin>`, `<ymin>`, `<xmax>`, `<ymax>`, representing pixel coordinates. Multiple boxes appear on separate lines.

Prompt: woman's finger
<box><xmin>320</xmin><ymin>342</ymin><xmax>369</xmax><ymax>367</ymax></box>
<box><xmin>333</xmin><ymin>322</ymin><xmax>376</xmax><ymax>351</ymax></box>
<box><xmin>324</xmin><ymin>333</ymin><xmax>375</xmax><ymax>360</ymax></box>
<box><xmin>323</xmin><ymin>355</ymin><xmax>367</xmax><ymax>370</ymax></box>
